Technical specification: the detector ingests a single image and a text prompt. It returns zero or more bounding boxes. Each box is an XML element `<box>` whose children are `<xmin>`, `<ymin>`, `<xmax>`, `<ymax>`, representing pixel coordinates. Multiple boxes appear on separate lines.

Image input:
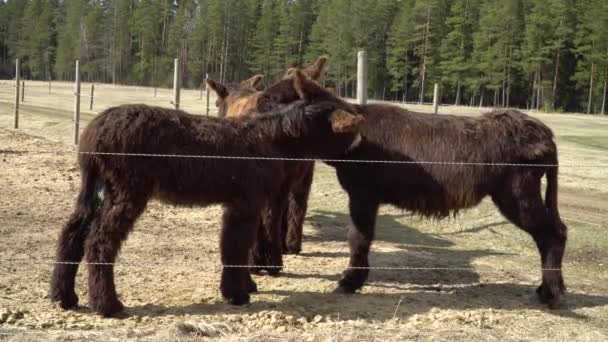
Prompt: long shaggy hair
<box><xmin>50</xmin><ymin>81</ymin><xmax>364</xmax><ymax>317</ymax></box>
<box><xmin>207</xmin><ymin>56</ymin><xmax>330</xmax><ymax>260</ymax></box>
<box><xmin>256</xmin><ymin>78</ymin><xmax>568</xmax><ymax>309</ymax></box>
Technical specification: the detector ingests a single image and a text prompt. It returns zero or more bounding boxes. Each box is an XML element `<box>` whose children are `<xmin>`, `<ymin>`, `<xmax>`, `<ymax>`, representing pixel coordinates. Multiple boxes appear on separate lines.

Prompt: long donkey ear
<box><xmin>301</xmin><ymin>55</ymin><xmax>328</xmax><ymax>80</ymax></box>
<box><xmin>240</xmin><ymin>74</ymin><xmax>264</xmax><ymax>90</ymax></box>
<box><xmin>329</xmin><ymin>109</ymin><xmax>365</xmax><ymax>133</ymax></box>
<box><xmin>292</xmin><ymin>69</ymin><xmax>325</xmax><ymax>100</ymax></box>
<box><xmin>206</xmin><ymin>79</ymin><xmax>228</xmax><ymax>99</ymax></box>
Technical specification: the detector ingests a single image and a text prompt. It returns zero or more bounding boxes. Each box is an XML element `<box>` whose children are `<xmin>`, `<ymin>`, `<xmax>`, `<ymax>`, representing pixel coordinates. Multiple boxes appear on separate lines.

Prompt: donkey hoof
<box><xmin>247</xmin><ymin>280</ymin><xmax>258</xmax><ymax>293</ymax></box>
<box><xmin>536</xmin><ymin>284</ymin><xmax>562</xmax><ymax>309</ymax></box>
<box><xmin>226</xmin><ymin>293</ymin><xmax>250</xmax><ymax>306</ymax></box>
<box><xmin>51</xmin><ymin>291</ymin><xmax>79</xmax><ymax>310</ymax></box>
<box><xmin>283</xmin><ymin>245</ymin><xmax>301</xmax><ymax>255</ymax></box>
<box><xmin>333</xmin><ymin>285</ymin><xmax>357</xmax><ymax>295</ymax></box>
<box><xmin>93</xmin><ymin>299</ymin><xmax>125</xmax><ymax>317</ymax></box>
<box><xmin>265</xmin><ymin>267</ymin><xmax>282</xmax><ymax>277</ymax></box>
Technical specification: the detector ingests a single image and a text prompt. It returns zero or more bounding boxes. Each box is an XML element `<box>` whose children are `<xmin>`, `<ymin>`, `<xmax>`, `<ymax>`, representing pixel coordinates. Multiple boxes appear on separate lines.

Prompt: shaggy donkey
<box><xmin>253</xmin><ymin>79</ymin><xmax>568</xmax><ymax>308</ymax></box>
<box><xmin>50</xmin><ymin>72</ymin><xmax>364</xmax><ymax>317</ymax></box>
<box><xmin>213</xmin><ymin>74</ymin><xmax>265</xmax><ymax>118</ymax></box>
<box><xmin>207</xmin><ymin>56</ymin><xmax>328</xmax><ymax>264</ymax></box>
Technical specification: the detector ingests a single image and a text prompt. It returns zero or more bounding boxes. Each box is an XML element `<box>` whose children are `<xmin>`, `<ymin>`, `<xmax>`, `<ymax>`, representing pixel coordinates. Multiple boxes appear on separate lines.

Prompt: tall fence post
<box><xmin>357</xmin><ymin>51</ymin><xmax>368</xmax><ymax>105</ymax></box>
<box><xmin>173</xmin><ymin>58</ymin><xmax>180</xmax><ymax>110</ymax></box>
<box><xmin>205</xmin><ymin>73</ymin><xmax>210</xmax><ymax>116</ymax></box>
<box><xmin>89</xmin><ymin>83</ymin><xmax>95</xmax><ymax>110</ymax></box>
<box><xmin>433</xmin><ymin>84</ymin><xmax>440</xmax><ymax>115</ymax></box>
<box><xmin>21</xmin><ymin>81</ymin><xmax>25</xmax><ymax>102</ymax></box>
<box><xmin>73</xmin><ymin>60</ymin><xmax>81</xmax><ymax>145</ymax></box>
<box><xmin>14</xmin><ymin>59</ymin><xmax>20</xmax><ymax>129</ymax></box>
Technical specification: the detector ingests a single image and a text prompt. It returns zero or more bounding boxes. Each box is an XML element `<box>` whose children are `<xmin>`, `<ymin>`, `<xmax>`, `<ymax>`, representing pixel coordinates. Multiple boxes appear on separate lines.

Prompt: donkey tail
<box><xmin>545</xmin><ymin>165</ymin><xmax>563</xmax><ymax>227</ymax></box>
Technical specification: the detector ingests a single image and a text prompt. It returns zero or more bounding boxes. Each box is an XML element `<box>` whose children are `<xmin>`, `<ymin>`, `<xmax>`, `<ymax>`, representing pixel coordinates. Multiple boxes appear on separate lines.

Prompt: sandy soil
<box><xmin>1</xmin><ymin>82</ymin><xmax>608</xmax><ymax>341</ymax></box>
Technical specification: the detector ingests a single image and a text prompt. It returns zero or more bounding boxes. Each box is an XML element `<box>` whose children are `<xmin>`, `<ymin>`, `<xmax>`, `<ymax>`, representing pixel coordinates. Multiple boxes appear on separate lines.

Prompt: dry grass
<box><xmin>0</xmin><ymin>80</ymin><xmax>607</xmax><ymax>341</ymax></box>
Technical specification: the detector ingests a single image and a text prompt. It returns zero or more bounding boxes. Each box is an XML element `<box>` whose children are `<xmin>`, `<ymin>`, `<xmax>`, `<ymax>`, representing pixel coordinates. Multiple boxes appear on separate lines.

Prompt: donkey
<box><xmin>50</xmin><ymin>71</ymin><xmax>364</xmax><ymax>317</ymax></box>
<box><xmin>207</xmin><ymin>56</ymin><xmax>328</xmax><ymax>263</ymax></box>
<box><xmin>252</xmin><ymin>78</ymin><xmax>568</xmax><ymax>308</ymax></box>
<box><xmin>213</xmin><ymin>74</ymin><xmax>264</xmax><ymax>118</ymax></box>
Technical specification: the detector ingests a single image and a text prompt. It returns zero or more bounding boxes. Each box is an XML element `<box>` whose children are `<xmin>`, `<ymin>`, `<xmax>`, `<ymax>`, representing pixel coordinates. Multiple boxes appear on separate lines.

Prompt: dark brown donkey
<box><xmin>207</xmin><ymin>56</ymin><xmax>328</xmax><ymax>266</ymax></box>
<box><xmin>50</xmin><ymin>73</ymin><xmax>364</xmax><ymax>317</ymax></box>
<box><xmin>253</xmin><ymin>78</ymin><xmax>568</xmax><ymax>308</ymax></box>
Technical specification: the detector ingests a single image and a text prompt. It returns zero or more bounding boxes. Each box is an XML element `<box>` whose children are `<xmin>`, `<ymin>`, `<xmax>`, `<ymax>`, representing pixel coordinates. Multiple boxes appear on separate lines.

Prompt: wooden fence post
<box><xmin>357</xmin><ymin>51</ymin><xmax>368</xmax><ymax>105</ymax></box>
<box><xmin>433</xmin><ymin>83</ymin><xmax>440</xmax><ymax>115</ymax></box>
<box><xmin>173</xmin><ymin>58</ymin><xmax>181</xmax><ymax>110</ymax></box>
<box><xmin>206</xmin><ymin>73</ymin><xmax>210</xmax><ymax>116</ymax></box>
<box><xmin>21</xmin><ymin>81</ymin><xmax>25</xmax><ymax>102</ymax></box>
<box><xmin>14</xmin><ymin>59</ymin><xmax>20</xmax><ymax>129</ymax></box>
<box><xmin>73</xmin><ymin>60</ymin><xmax>81</xmax><ymax>145</ymax></box>
<box><xmin>89</xmin><ymin>83</ymin><xmax>95</xmax><ymax>110</ymax></box>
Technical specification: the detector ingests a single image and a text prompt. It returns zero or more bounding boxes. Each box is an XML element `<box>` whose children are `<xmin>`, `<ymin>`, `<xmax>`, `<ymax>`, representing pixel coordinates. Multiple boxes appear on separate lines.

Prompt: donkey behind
<box><xmin>50</xmin><ymin>71</ymin><xmax>364</xmax><ymax>317</ymax></box>
<box><xmin>207</xmin><ymin>56</ymin><xmax>328</xmax><ymax>265</ymax></box>
<box><xmin>256</xmin><ymin>78</ymin><xmax>568</xmax><ymax>308</ymax></box>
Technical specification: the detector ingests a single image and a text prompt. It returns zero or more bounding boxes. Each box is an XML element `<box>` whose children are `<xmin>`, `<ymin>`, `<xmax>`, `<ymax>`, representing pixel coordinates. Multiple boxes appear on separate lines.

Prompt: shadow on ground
<box><xmin>121</xmin><ymin>283</ymin><xmax>608</xmax><ymax>322</ymax></box>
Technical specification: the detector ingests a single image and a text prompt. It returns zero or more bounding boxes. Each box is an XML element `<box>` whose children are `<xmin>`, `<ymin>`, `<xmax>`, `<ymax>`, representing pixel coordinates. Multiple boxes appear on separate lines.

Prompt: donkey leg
<box><xmin>51</xmin><ymin>170</ymin><xmax>101</xmax><ymax>310</ymax></box>
<box><xmin>51</xmin><ymin>208</ymin><xmax>98</xmax><ymax>309</ymax></box>
<box><xmin>249</xmin><ymin>206</ymin><xmax>276</xmax><ymax>275</ymax></box>
<box><xmin>283</xmin><ymin>162</ymin><xmax>314</xmax><ymax>255</ymax></box>
<box><xmin>84</xmin><ymin>191</ymin><xmax>148</xmax><ymax>317</ymax></box>
<box><xmin>221</xmin><ymin>204</ymin><xmax>260</xmax><ymax>305</ymax></box>
<box><xmin>336</xmin><ymin>194</ymin><xmax>379</xmax><ymax>294</ymax></box>
<box><xmin>251</xmin><ymin>189</ymin><xmax>289</xmax><ymax>276</ymax></box>
<box><xmin>492</xmin><ymin>171</ymin><xmax>567</xmax><ymax>308</ymax></box>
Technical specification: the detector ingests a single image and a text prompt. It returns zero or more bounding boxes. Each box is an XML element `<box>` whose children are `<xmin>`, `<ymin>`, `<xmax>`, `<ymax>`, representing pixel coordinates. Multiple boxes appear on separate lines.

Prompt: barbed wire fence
<box><xmin>1</xmin><ymin>54</ymin><xmax>608</xmax><ymax>340</ymax></box>
<box><xmin>1</xmin><ymin>58</ymin><xmax>217</xmax><ymax>145</ymax></box>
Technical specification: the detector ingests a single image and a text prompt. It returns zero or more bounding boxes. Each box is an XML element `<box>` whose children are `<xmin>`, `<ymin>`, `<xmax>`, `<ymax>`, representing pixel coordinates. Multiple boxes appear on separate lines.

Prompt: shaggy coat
<box><xmin>207</xmin><ymin>56</ymin><xmax>328</xmax><ymax>261</ymax></box>
<box><xmin>257</xmin><ymin>79</ymin><xmax>568</xmax><ymax>308</ymax></box>
<box><xmin>50</xmin><ymin>88</ymin><xmax>364</xmax><ymax>317</ymax></box>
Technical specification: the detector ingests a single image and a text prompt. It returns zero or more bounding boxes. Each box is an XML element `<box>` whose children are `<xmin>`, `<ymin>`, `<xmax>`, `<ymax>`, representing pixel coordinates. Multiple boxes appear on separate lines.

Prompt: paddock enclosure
<box><xmin>1</xmin><ymin>81</ymin><xmax>608</xmax><ymax>341</ymax></box>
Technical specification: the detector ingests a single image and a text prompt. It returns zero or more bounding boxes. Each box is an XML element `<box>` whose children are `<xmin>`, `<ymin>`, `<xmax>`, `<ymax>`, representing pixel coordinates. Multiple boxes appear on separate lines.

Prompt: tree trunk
<box><xmin>602</xmin><ymin>67</ymin><xmax>608</xmax><ymax>115</ymax></box>
<box><xmin>479</xmin><ymin>88</ymin><xmax>484</xmax><ymax>108</ymax></box>
<box><xmin>531</xmin><ymin>72</ymin><xmax>537</xmax><ymax>110</ymax></box>
<box><xmin>537</xmin><ymin>66</ymin><xmax>542</xmax><ymax>110</ymax></box>
<box><xmin>506</xmin><ymin>46</ymin><xmax>512</xmax><ymax>107</ymax></box>
<box><xmin>455</xmin><ymin>80</ymin><xmax>461</xmax><ymax>106</ymax></box>
<box><xmin>419</xmin><ymin>7</ymin><xmax>432</xmax><ymax>104</ymax></box>
<box><xmin>552</xmin><ymin>48</ymin><xmax>561</xmax><ymax>110</ymax></box>
<box><xmin>588</xmin><ymin>61</ymin><xmax>595</xmax><ymax>114</ymax></box>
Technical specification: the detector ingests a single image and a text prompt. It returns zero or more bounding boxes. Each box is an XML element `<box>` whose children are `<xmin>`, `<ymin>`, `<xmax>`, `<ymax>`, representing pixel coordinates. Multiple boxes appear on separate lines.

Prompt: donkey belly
<box><xmin>336</xmin><ymin>163</ymin><xmax>487</xmax><ymax>218</ymax></box>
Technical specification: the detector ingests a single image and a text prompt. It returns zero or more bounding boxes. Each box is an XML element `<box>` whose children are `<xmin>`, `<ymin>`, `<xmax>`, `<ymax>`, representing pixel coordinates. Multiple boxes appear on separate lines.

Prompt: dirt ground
<box><xmin>1</xmin><ymin>81</ymin><xmax>608</xmax><ymax>341</ymax></box>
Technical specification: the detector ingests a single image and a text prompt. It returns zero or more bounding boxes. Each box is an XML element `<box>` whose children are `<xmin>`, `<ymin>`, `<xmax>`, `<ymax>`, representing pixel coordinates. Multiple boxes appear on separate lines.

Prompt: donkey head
<box><xmin>206</xmin><ymin>74</ymin><xmax>264</xmax><ymax>118</ymax></box>
<box><xmin>261</xmin><ymin>70</ymin><xmax>364</xmax><ymax>158</ymax></box>
<box><xmin>207</xmin><ymin>56</ymin><xmax>329</xmax><ymax>118</ymax></box>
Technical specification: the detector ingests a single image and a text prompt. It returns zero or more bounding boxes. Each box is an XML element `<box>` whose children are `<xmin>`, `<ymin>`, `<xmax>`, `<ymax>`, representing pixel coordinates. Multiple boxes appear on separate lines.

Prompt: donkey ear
<box><xmin>240</xmin><ymin>74</ymin><xmax>264</xmax><ymax>90</ymax></box>
<box><xmin>284</xmin><ymin>67</ymin><xmax>297</xmax><ymax>79</ymax></box>
<box><xmin>329</xmin><ymin>109</ymin><xmax>365</xmax><ymax>133</ymax></box>
<box><xmin>302</xmin><ymin>55</ymin><xmax>328</xmax><ymax>80</ymax></box>
<box><xmin>206</xmin><ymin>79</ymin><xmax>228</xmax><ymax>99</ymax></box>
<box><xmin>292</xmin><ymin>69</ymin><xmax>325</xmax><ymax>100</ymax></box>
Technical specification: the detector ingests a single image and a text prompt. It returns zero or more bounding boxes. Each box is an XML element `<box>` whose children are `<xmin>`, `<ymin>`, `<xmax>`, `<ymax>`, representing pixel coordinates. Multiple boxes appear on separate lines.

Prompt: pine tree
<box><xmin>248</xmin><ymin>0</ymin><xmax>279</xmax><ymax>81</ymax></box>
<box><xmin>408</xmin><ymin>0</ymin><xmax>449</xmax><ymax>103</ymax></box>
<box><xmin>387</xmin><ymin>0</ymin><xmax>416</xmax><ymax>102</ymax></box>
<box><xmin>573</xmin><ymin>0</ymin><xmax>608</xmax><ymax>114</ymax></box>
<box><xmin>55</xmin><ymin>0</ymin><xmax>85</xmax><ymax>80</ymax></box>
<box><xmin>472</xmin><ymin>0</ymin><xmax>524</xmax><ymax>108</ymax></box>
<box><xmin>438</xmin><ymin>0</ymin><xmax>479</xmax><ymax>105</ymax></box>
<box><xmin>132</xmin><ymin>0</ymin><xmax>163</xmax><ymax>85</ymax></box>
